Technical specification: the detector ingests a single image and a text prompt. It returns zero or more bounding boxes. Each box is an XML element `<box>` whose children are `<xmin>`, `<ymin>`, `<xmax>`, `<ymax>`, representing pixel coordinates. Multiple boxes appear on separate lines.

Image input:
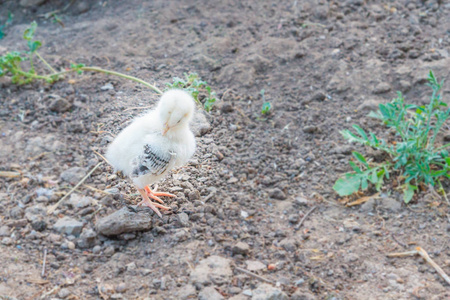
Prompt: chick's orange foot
<box><xmin>144</xmin><ymin>185</ymin><xmax>176</xmax><ymax>203</ymax></box>
<box><xmin>137</xmin><ymin>188</ymin><xmax>171</xmax><ymax>218</ymax></box>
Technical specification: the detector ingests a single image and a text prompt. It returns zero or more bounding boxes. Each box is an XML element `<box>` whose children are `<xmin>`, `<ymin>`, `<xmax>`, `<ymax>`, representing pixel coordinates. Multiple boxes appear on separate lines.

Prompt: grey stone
<box><xmin>60</xmin><ymin>167</ymin><xmax>87</xmax><ymax>185</ymax></box>
<box><xmin>49</xmin><ymin>96</ymin><xmax>72</xmax><ymax>113</ymax></box>
<box><xmin>288</xmin><ymin>214</ymin><xmax>300</xmax><ymax>224</ymax></box>
<box><xmin>191</xmin><ymin>110</ymin><xmax>211</xmax><ymax>137</ymax></box>
<box><xmin>279</xmin><ymin>238</ymin><xmax>298</xmax><ymax>252</ymax></box>
<box><xmin>25</xmin><ymin>137</ymin><xmax>44</xmax><ymax>155</ymax></box>
<box><xmin>19</xmin><ymin>0</ymin><xmax>47</xmax><ymax>7</ymax></box>
<box><xmin>53</xmin><ymin>217</ymin><xmax>83</xmax><ymax>236</ymax></box>
<box><xmin>230</xmin><ymin>294</ymin><xmax>250</xmax><ymax>300</ymax></box>
<box><xmin>199</xmin><ymin>287</ymin><xmax>224</xmax><ymax>300</ymax></box>
<box><xmin>360</xmin><ymin>197</ymin><xmax>376</xmax><ymax>213</ymax></box>
<box><xmin>115</xmin><ymin>283</ymin><xmax>127</xmax><ymax>293</ymax></box>
<box><xmin>309</xmin><ymin>91</ymin><xmax>326</xmax><ymax>102</ymax></box>
<box><xmin>73</xmin><ymin>1</ymin><xmax>90</xmax><ymax>14</ymax></box>
<box><xmin>9</xmin><ymin>206</ymin><xmax>24</xmax><ymax>219</ymax></box>
<box><xmin>178</xmin><ymin>284</ymin><xmax>196</xmax><ymax>300</ymax></box>
<box><xmin>58</xmin><ymin>288</ymin><xmax>71</xmax><ymax>299</ymax></box>
<box><xmin>1</xmin><ymin>237</ymin><xmax>13</xmax><ymax>245</ymax></box>
<box><xmin>346</xmin><ymin>253</ymin><xmax>359</xmax><ymax>263</ymax></box>
<box><xmin>220</xmin><ymin>103</ymin><xmax>234</xmax><ymax>113</ymax></box>
<box><xmin>101</xmin><ymin>83</ymin><xmax>114</xmax><ymax>91</ymax></box>
<box><xmin>232</xmin><ymin>241</ymin><xmax>250</xmax><ymax>255</ymax></box>
<box><xmin>302</xmin><ymin>125</ymin><xmax>318</xmax><ymax>133</ymax></box>
<box><xmin>77</xmin><ymin>228</ymin><xmax>97</xmax><ymax>248</ymax></box>
<box><xmin>381</xmin><ymin>197</ymin><xmax>402</xmax><ymax>212</ymax></box>
<box><xmin>252</xmin><ymin>283</ymin><xmax>288</xmax><ymax>300</ymax></box>
<box><xmin>330</xmin><ymin>146</ymin><xmax>353</xmax><ymax>155</ymax></box>
<box><xmin>295</xmin><ymin>196</ymin><xmax>309</xmax><ymax>205</ymax></box>
<box><xmin>245</xmin><ymin>260</ymin><xmax>266</xmax><ymax>272</ymax></box>
<box><xmin>92</xmin><ymin>245</ymin><xmax>102</xmax><ymax>254</ymax></box>
<box><xmin>68</xmin><ymin>194</ymin><xmax>94</xmax><ymax>208</ymax></box>
<box><xmin>96</xmin><ymin>207</ymin><xmax>152</xmax><ymax>236</ymax></box>
<box><xmin>357</xmin><ymin>99</ymin><xmax>382</xmax><ymax>112</ymax></box>
<box><xmin>373</xmin><ymin>82</ymin><xmax>391</xmax><ymax>94</ymax></box>
<box><xmin>172</xmin><ymin>228</ymin><xmax>189</xmax><ymax>243</ymax></box>
<box><xmin>104</xmin><ymin>245</ymin><xmax>115</xmax><ymax>256</ymax></box>
<box><xmin>0</xmin><ymin>226</ymin><xmax>10</xmax><ymax>237</ymax></box>
<box><xmin>177</xmin><ymin>212</ymin><xmax>190</xmax><ymax>227</ymax></box>
<box><xmin>269</xmin><ymin>188</ymin><xmax>286</xmax><ymax>200</ymax></box>
<box><xmin>190</xmin><ymin>255</ymin><xmax>232</xmax><ymax>285</ymax></box>
<box><xmin>294</xmin><ymin>278</ymin><xmax>305</xmax><ymax>286</ymax></box>
<box><xmin>291</xmin><ymin>290</ymin><xmax>315</xmax><ymax>300</ymax></box>
<box><xmin>31</xmin><ymin>218</ymin><xmax>47</xmax><ymax>231</ymax></box>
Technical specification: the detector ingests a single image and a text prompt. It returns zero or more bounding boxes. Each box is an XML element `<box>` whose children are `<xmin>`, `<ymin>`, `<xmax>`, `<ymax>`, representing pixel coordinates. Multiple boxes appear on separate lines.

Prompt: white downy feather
<box><xmin>106</xmin><ymin>90</ymin><xmax>196</xmax><ymax>189</ymax></box>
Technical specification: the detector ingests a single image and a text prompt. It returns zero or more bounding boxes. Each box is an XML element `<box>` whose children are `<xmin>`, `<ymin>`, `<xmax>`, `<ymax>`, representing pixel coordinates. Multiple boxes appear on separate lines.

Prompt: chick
<box><xmin>106</xmin><ymin>90</ymin><xmax>196</xmax><ymax>217</ymax></box>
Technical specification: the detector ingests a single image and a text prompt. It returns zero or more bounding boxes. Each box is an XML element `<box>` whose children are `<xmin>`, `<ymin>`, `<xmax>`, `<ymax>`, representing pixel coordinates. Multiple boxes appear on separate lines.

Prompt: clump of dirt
<box><xmin>0</xmin><ymin>0</ymin><xmax>449</xmax><ymax>299</ymax></box>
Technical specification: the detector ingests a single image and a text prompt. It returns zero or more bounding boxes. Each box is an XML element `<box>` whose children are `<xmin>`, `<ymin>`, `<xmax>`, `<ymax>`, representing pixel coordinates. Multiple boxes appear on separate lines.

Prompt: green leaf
<box><xmin>352</xmin><ymin>151</ymin><xmax>368</xmax><ymax>167</ymax></box>
<box><xmin>369</xmin><ymin>169</ymin><xmax>378</xmax><ymax>184</ymax></box>
<box><xmin>379</xmin><ymin>104</ymin><xmax>391</xmax><ymax>119</ymax></box>
<box><xmin>333</xmin><ymin>174</ymin><xmax>361</xmax><ymax>196</ymax></box>
<box><xmin>348</xmin><ymin>161</ymin><xmax>362</xmax><ymax>173</ymax></box>
<box><xmin>403</xmin><ymin>184</ymin><xmax>417</xmax><ymax>204</ymax></box>
<box><xmin>352</xmin><ymin>125</ymin><xmax>369</xmax><ymax>140</ymax></box>
<box><xmin>361</xmin><ymin>177</ymin><xmax>368</xmax><ymax>190</ymax></box>
<box><xmin>368</xmin><ymin>111</ymin><xmax>382</xmax><ymax>119</ymax></box>
<box><xmin>23</xmin><ymin>21</ymin><xmax>37</xmax><ymax>41</ymax></box>
<box><xmin>27</xmin><ymin>40</ymin><xmax>41</xmax><ymax>53</ymax></box>
<box><xmin>261</xmin><ymin>102</ymin><xmax>272</xmax><ymax>115</ymax></box>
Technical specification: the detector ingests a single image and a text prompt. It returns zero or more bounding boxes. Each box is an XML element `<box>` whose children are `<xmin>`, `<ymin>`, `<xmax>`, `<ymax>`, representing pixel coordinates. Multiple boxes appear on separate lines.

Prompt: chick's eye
<box><xmin>177</xmin><ymin>119</ymin><xmax>181</xmax><ymax>124</ymax></box>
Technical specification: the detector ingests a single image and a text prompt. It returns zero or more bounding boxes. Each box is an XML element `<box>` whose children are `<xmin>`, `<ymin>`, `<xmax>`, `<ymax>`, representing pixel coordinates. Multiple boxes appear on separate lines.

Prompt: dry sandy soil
<box><xmin>0</xmin><ymin>0</ymin><xmax>450</xmax><ymax>299</ymax></box>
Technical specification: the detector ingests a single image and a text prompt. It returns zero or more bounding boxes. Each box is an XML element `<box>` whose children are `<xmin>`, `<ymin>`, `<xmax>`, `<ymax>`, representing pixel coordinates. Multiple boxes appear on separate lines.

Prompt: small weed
<box><xmin>260</xmin><ymin>89</ymin><xmax>272</xmax><ymax>115</ymax></box>
<box><xmin>334</xmin><ymin>71</ymin><xmax>450</xmax><ymax>203</ymax></box>
<box><xmin>50</xmin><ymin>13</ymin><xmax>65</xmax><ymax>28</ymax></box>
<box><xmin>0</xmin><ymin>12</ymin><xmax>13</xmax><ymax>40</ymax></box>
<box><xmin>0</xmin><ymin>21</ymin><xmax>218</xmax><ymax>110</ymax></box>
<box><xmin>165</xmin><ymin>72</ymin><xmax>217</xmax><ymax>111</ymax></box>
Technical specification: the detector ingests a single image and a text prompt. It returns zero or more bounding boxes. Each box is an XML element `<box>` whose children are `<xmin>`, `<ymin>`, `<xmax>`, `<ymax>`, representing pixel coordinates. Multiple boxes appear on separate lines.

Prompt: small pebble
<box><xmin>115</xmin><ymin>282</ymin><xmax>127</xmax><ymax>293</ymax></box>
<box><xmin>92</xmin><ymin>245</ymin><xmax>102</xmax><ymax>254</ymax></box>
<box><xmin>67</xmin><ymin>241</ymin><xmax>76</xmax><ymax>250</ymax></box>
<box><xmin>1</xmin><ymin>237</ymin><xmax>13</xmax><ymax>245</ymax></box>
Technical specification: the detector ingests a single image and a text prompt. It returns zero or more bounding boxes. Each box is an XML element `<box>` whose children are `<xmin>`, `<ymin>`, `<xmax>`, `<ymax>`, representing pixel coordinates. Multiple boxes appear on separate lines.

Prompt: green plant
<box><xmin>0</xmin><ymin>12</ymin><xmax>13</xmax><ymax>40</ymax></box>
<box><xmin>260</xmin><ymin>89</ymin><xmax>272</xmax><ymax>115</ymax></box>
<box><xmin>165</xmin><ymin>72</ymin><xmax>217</xmax><ymax>111</ymax></box>
<box><xmin>1</xmin><ymin>21</ymin><xmax>219</xmax><ymax>111</ymax></box>
<box><xmin>50</xmin><ymin>13</ymin><xmax>65</xmax><ymax>27</ymax></box>
<box><xmin>334</xmin><ymin>71</ymin><xmax>450</xmax><ymax>203</ymax></box>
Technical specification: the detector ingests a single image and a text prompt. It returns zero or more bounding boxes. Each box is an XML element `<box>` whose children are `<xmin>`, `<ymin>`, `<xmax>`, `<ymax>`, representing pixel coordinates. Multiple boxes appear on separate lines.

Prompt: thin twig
<box><xmin>41</xmin><ymin>248</ymin><xmax>47</xmax><ymax>277</ymax></box>
<box><xmin>415</xmin><ymin>246</ymin><xmax>450</xmax><ymax>285</ymax></box>
<box><xmin>92</xmin><ymin>150</ymin><xmax>111</xmax><ymax>166</ymax></box>
<box><xmin>0</xmin><ymin>171</ymin><xmax>21</xmax><ymax>178</ymax></box>
<box><xmin>35</xmin><ymin>52</ymin><xmax>57</xmax><ymax>74</ymax></box>
<box><xmin>83</xmin><ymin>184</ymin><xmax>111</xmax><ymax>195</ymax></box>
<box><xmin>80</xmin><ymin>67</ymin><xmax>163</xmax><ymax>94</ymax></box>
<box><xmin>47</xmin><ymin>162</ymin><xmax>102</xmax><ymax>214</ymax></box>
<box><xmin>387</xmin><ymin>247</ymin><xmax>450</xmax><ymax>285</ymax></box>
<box><xmin>124</xmin><ymin>105</ymin><xmax>153</xmax><ymax>112</ymax></box>
<box><xmin>391</xmin><ymin>233</ymin><xmax>407</xmax><ymax>249</ymax></box>
<box><xmin>39</xmin><ymin>286</ymin><xmax>59</xmax><ymax>300</ymax></box>
<box><xmin>295</xmin><ymin>206</ymin><xmax>317</xmax><ymax>230</ymax></box>
<box><xmin>233</xmin><ymin>266</ymin><xmax>276</xmax><ymax>285</ymax></box>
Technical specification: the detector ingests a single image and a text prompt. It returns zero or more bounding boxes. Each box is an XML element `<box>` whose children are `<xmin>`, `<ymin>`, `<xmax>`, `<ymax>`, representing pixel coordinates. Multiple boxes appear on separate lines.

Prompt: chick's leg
<box><xmin>145</xmin><ymin>186</ymin><xmax>176</xmax><ymax>204</ymax></box>
<box><xmin>137</xmin><ymin>188</ymin><xmax>170</xmax><ymax>218</ymax></box>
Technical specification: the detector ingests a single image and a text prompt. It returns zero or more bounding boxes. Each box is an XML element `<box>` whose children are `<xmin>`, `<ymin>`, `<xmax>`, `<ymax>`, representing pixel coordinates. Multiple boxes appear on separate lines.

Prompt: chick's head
<box><xmin>158</xmin><ymin>89</ymin><xmax>195</xmax><ymax>136</ymax></box>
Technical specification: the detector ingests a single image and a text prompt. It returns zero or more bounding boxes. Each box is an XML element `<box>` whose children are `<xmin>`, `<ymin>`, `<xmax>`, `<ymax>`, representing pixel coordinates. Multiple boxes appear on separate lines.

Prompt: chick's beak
<box><xmin>162</xmin><ymin>123</ymin><xmax>170</xmax><ymax>136</ymax></box>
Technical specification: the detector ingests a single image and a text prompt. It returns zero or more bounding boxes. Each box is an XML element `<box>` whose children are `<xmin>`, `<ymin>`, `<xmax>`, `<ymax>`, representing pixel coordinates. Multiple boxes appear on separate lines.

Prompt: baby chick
<box><xmin>106</xmin><ymin>90</ymin><xmax>196</xmax><ymax>217</ymax></box>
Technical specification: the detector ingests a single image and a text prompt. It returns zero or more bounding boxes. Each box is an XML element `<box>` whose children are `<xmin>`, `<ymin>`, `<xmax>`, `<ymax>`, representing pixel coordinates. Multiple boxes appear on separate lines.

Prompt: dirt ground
<box><xmin>1</xmin><ymin>0</ymin><xmax>450</xmax><ymax>299</ymax></box>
